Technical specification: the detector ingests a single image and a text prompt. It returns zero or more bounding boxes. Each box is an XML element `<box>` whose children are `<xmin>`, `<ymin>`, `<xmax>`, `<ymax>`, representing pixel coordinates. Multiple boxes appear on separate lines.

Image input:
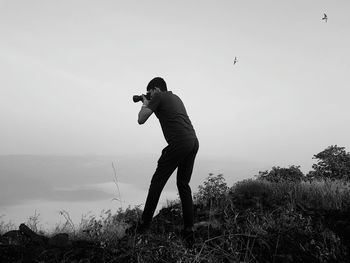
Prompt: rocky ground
<box><xmin>0</xmin><ymin>205</ymin><xmax>206</xmax><ymax>263</ymax></box>
<box><xmin>1</xmin><ymin>203</ymin><xmax>350</xmax><ymax>262</ymax></box>
<box><xmin>0</xmin><ymin>223</ymin><xmax>106</xmax><ymax>262</ymax></box>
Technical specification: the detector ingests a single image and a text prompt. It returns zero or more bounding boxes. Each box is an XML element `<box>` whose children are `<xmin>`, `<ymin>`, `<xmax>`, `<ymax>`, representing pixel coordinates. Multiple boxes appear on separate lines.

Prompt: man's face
<box><xmin>149</xmin><ymin>87</ymin><xmax>160</xmax><ymax>98</ymax></box>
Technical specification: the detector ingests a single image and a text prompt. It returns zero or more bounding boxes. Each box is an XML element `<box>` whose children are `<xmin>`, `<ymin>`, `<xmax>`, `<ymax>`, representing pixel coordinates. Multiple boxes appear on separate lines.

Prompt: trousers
<box><xmin>141</xmin><ymin>137</ymin><xmax>199</xmax><ymax>229</ymax></box>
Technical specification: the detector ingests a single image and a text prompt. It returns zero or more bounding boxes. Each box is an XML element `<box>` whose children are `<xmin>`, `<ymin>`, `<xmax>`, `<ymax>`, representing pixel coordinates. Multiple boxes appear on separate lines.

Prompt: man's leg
<box><xmin>176</xmin><ymin>138</ymin><xmax>199</xmax><ymax>230</ymax></box>
<box><xmin>141</xmin><ymin>143</ymin><xmax>188</xmax><ymax>227</ymax></box>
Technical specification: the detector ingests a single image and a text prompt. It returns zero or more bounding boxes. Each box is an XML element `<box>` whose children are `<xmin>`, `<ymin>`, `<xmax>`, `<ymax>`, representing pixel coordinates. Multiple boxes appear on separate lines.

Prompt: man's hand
<box><xmin>142</xmin><ymin>95</ymin><xmax>150</xmax><ymax>107</ymax></box>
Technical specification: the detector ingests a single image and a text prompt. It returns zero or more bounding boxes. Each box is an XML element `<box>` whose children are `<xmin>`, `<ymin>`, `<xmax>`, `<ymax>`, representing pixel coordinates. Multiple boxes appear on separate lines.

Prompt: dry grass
<box><xmin>1</xmin><ymin>176</ymin><xmax>350</xmax><ymax>262</ymax></box>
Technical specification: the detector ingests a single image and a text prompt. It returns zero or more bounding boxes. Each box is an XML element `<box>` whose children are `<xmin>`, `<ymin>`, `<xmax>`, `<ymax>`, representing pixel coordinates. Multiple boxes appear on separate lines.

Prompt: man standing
<box><xmin>137</xmin><ymin>77</ymin><xmax>199</xmax><ymax>247</ymax></box>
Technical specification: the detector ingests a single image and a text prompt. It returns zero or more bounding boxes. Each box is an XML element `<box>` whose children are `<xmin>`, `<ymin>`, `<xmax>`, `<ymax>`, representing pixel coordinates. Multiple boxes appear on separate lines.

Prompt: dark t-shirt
<box><xmin>147</xmin><ymin>91</ymin><xmax>197</xmax><ymax>144</ymax></box>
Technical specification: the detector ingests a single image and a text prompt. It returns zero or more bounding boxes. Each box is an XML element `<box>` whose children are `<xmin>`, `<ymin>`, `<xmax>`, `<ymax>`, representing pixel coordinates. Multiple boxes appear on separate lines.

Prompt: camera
<box><xmin>133</xmin><ymin>92</ymin><xmax>151</xmax><ymax>103</ymax></box>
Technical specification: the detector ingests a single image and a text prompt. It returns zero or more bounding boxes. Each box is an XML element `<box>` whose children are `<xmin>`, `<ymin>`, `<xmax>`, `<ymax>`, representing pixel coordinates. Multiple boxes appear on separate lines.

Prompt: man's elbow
<box><xmin>138</xmin><ymin>118</ymin><xmax>145</xmax><ymax>125</ymax></box>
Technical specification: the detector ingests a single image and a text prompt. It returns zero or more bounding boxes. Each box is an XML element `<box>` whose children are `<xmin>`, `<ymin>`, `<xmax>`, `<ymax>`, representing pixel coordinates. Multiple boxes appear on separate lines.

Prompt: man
<box><xmin>137</xmin><ymin>77</ymin><xmax>199</xmax><ymax>247</ymax></box>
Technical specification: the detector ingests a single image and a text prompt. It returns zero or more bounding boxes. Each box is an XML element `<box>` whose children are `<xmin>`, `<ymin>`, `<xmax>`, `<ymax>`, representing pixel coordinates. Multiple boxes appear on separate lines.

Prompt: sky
<box><xmin>1</xmin><ymin>0</ymin><xmax>350</xmax><ymax>229</ymax></box>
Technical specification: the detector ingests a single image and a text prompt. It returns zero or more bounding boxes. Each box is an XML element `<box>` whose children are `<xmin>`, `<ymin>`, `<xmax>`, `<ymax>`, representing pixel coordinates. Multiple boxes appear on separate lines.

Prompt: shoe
<box><xmin>135</xmin><ymin>221</ymin><xmax>150</xmax><ymax>235</ymax></box>
<box><xmin>181</xmin><ymin>229</ymin><xmax>194</xmax><ymax>249</ymax></box>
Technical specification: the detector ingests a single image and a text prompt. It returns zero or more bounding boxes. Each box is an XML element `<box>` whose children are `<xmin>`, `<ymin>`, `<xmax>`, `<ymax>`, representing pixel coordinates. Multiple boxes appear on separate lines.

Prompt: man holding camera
<box><xmin>135</xmin><ymin>77</ymin><xmax>199</xmax><ymax>247</ymax></box>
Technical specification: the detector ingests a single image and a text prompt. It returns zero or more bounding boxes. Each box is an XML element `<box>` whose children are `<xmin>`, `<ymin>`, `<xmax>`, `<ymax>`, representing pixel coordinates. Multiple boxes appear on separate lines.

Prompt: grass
<box><xmin>1</xmin><ymin>176</ymin><xmax>350</xmax><ymax>262</ymax></box>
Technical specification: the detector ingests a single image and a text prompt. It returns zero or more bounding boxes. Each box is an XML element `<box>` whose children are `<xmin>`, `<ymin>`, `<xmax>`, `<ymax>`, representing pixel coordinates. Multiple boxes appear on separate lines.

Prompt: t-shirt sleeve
<box><xmin>147</xmin><ymin>93</ymin><xmax>161</xmax><ymax>112</ymax></box>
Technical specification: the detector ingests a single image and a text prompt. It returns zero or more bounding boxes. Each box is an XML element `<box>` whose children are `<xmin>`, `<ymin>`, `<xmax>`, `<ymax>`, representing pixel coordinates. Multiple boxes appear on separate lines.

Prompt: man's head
<box><xmin>147</xmin><ymin>77</ymin><xmax>167</xmax><ymax>92</ymax></box>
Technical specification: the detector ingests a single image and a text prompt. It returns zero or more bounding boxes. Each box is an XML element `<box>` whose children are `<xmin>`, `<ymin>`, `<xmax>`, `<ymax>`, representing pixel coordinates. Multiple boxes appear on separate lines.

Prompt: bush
<box><xmin>224</xmin><ymin>179</ymin><xmax>350</xmax><ymax>262</ymax></box>
<box><xmin>256</xmin><ymin>165</ymin><xmax>305</xmax><ymax>183</ymax></box>
<box><xmin>292</xmin><ymin>179</ymin><xmax>350</xmax><ymax>211</ymax></box>
<box><xmin>229</xmin><ymin>179</ymin><xmax>277</xmax><ymax>210</ymax></box>
<box><xmin>228</xmin><ymin>178</ymin><xmax>350</xmax><ymax>212</ymax></box>
<box><xmin>194</xmin><ymin>173</ymin><xmax>228</xmax><ymax>207</ymax></box>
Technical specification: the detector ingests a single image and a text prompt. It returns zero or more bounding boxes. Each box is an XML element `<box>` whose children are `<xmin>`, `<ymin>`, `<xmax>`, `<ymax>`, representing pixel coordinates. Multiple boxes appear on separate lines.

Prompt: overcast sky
<box><xmin>1</xmin><ymin>0</ymin><xmax>350</xmax><ymax>228</ymax></box>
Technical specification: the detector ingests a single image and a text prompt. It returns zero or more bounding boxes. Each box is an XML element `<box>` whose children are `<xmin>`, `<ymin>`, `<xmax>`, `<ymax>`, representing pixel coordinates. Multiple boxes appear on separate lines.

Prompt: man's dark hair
<box><xmin>147</xmin><ymin>77</ymin><xmax>167</xmax><ymax>92</ymax></box>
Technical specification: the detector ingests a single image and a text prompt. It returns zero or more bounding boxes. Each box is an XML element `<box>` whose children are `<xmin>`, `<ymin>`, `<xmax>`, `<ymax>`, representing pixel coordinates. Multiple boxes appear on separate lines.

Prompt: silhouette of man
<box><xmin>137</xmin><ymin>77</ymin><xmax>199</xmax><ymax>246</ymax></box>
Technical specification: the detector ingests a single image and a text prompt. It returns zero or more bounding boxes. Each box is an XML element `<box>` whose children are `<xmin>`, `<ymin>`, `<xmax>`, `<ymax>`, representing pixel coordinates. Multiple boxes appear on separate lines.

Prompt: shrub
<box><xmin>0</xmin><ymin>216</ymin><xmax>15</xmax><ymax>235</ymax></box>
<box><xmin>194</xmin><ymin>173</ymin><xmax>228</xmax><ymax>207</ymax></box>
<box><xmin>229</xmin><ymin>179</ymin><xmax>276</xmax><ymax>210</ymax></box>
<box><xmin>256</xmin><ymin>165</ymin><xmax>305</xmax><ymax>183</ymax></box>
<box><xmin>292</xmin><ymin>179</ymin><xmax>350</xmax><ymax>211</ymax></box>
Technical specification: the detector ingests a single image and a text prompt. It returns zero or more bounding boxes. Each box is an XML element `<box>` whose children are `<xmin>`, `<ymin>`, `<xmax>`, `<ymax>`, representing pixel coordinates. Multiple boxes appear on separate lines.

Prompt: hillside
<box><xmin>1</xmin><ymin>176</ymin><xmax>350</xmax><ymax>262</ymax></box>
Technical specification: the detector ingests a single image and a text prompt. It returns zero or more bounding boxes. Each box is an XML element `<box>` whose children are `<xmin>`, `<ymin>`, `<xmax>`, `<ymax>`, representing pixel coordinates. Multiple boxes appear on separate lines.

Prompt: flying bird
<box><xmin>234</xmin><ymin>57</ymin><xmax>238</xmax><ymax>65</ymax></box>
<box><xmin>322</xmin><ymin>13</ymin><xmax>328</xmax><ymax>22</ymax></box>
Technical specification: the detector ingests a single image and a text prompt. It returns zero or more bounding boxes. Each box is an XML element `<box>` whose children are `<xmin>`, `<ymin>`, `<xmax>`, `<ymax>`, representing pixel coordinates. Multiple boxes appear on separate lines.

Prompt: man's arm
<box><xmin>138</xmin><ymin>105</ymin><xmax>153</xmax><ymax>124</ymax></box>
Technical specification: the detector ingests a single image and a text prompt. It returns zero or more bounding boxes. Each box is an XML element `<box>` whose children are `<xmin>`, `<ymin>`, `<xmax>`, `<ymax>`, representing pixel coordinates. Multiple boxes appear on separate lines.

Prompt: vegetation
<box><xmin>1</xmin><ymin>145</ymin><xmax>350</xmax><ymax>262</ymax></box>
<box><xmin>255</xmin><ymin>165</ymin><xmax>304</xmax><ymax>183</ymax></box>
<box><xmin>2</xmin><ymin>176</ymin><xmax>350</xmax><ymax>262</ymax></box>
<box><xmin>194</xmin><ymin>173</ymin><xmax>228</xmax><ymax>206</ymax></box>
<box><xmin>307</xmin><ymin>145</ymin><xmax>350</xmax><ymax>181</ymax></box>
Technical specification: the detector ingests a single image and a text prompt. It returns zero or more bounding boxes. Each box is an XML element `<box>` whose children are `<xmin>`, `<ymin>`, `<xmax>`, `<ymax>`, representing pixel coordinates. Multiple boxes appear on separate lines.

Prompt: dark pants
<box><xmin>141</xmin><ymin>138</ymin><xmax>199</xmax><ymax>229</ymax></box>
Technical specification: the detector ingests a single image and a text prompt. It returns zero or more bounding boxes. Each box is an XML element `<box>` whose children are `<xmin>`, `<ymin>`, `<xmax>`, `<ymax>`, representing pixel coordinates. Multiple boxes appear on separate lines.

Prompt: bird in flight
<box><xmin>234</xmin><ymin>57</ymin><xmax>238</xmax><ymax>65</ymax></box>
<box><xmin>322</xmin><ymin>13</ymin><xmax>328</xmax><ymax>22</ymax></box>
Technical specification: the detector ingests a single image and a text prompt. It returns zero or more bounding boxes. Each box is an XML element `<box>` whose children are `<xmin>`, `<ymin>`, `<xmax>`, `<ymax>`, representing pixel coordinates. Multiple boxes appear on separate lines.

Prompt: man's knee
<box><xmin>177</xmin><ymin>180</ymin><xmax>191</xmax><ymax>192</ymax></box>
<box><xmin>149</xmin><ymin>171</ymin><xmax>172</xmax><ymax>193</ymax></box>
